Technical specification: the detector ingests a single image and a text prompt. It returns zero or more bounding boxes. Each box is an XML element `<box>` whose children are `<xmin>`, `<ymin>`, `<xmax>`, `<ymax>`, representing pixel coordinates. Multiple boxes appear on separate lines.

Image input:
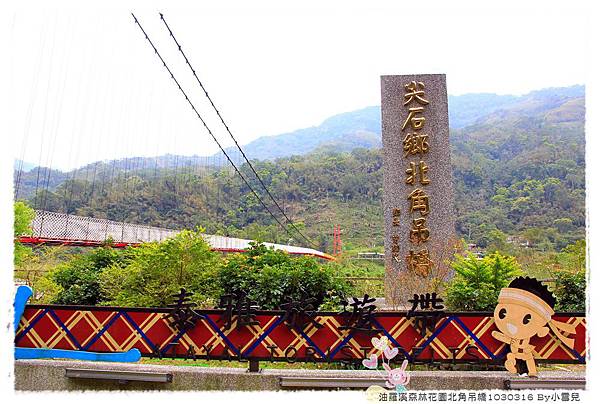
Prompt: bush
<box><xmin>217</xmin><ymin>242</ymin><xmax>350</xmax><ymax>310</ymax></box>
<box><xmin>14</xmin><ymin>201</ymin><xmax>35</xmax><ymax>236</ymax></box>
<box><xmin>100</xmin><ymin>229</ymin><xmax>221</xmax><ymax>307</ymax></box>
<box><xmin>49</xmin><ymin>247</ymin><xmax>130</xmax><ymax>305</ymax></box>
<box><xmin>14</xmin><ymin>201</ymin><xmax>35</xmax><ymax>266</ymax></box>
<box><xmin>552</xmin><ymin>240</ymin><xmax>586</xmax><ymax>312</ymax></box>
<box><xmin>553</xmin><ymin>270</ymin><xmax>585</xmax><ymax>312</ymax></box>
<box><xmin>445</xmin><ymin>252</ymin><xmax>522</xmax><ymax>311</ymax></box>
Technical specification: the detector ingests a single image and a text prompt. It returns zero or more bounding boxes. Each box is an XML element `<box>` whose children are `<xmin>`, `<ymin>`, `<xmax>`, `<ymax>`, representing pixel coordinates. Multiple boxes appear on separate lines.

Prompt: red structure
<box><xmin>332</xmin><ymin>224</ymin><xmax>342</xmax><ymax>256</ymax></box>
<box><xmin>15</xmin><ymin>304</ymin><xmax>585</xmax><ymax>365</ymax></box>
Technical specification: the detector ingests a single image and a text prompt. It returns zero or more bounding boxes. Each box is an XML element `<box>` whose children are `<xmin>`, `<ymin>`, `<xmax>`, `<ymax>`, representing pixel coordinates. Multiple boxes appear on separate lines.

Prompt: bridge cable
<box><xmin>40</xmin><ymin>16</ymin><xmax>75</xmax><ymax>234</ymax></box>
<box><xmin>63</xmin><ymin>65</ymin><xmax>87</xmax><ymax>218</ymax></box>
<box><xmin>15</xmin><ymin>20</ymin><xmax>48</xmax><ymax>201</ymax></box>
<box><xmin>33</xmin><ymin>17</ymin><xmax>60</xmax><ymax>213</ymax></box>
<box><xmin>131</xmin><ymin>13</ymin><xmax>306</xmax><ymax>246</ymax></box>
<box><xmin>159</xmin><ymin>13</ymin><xmax>316</xmax><ymax>248</ymax></box>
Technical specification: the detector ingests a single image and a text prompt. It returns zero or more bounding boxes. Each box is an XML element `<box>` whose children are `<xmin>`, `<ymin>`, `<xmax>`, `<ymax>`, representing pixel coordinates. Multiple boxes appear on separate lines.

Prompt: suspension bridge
<box><xmin>17</xmin><ymin>210</ymin><xmax>334</xmax><ymax>260</ymax></box>
<box><xmin>13</xmin><ymin>13</ymin><xmax>338</xmax><ymax>262</ymax></box>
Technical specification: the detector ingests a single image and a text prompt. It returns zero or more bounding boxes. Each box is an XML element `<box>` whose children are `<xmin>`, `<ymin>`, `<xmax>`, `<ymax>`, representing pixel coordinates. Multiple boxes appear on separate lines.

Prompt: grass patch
<box><xmin>140</xmin><ymin>357</ymin><xmax>360</xmax><ymax>370</ymax></box>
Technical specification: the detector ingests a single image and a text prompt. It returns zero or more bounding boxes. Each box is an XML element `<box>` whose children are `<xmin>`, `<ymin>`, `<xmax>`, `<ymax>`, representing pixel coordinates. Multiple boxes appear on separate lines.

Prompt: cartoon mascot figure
<box><xmin>492</xmin><ymin>277</ymin><xmax>576</xmax><ymax>377</ymax></box>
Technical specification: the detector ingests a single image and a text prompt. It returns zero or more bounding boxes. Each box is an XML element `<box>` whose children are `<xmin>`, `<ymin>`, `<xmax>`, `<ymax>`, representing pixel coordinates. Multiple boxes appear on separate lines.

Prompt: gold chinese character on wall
<box><xmin>391</xmin><ymin>235</ymin><xmax>400</xmax><ymax>262</ymax></box>
<box><xmin>392</xmin><ymin>208</ymin><xmax>401</xmax><ymax>226</ymax></box>
<box><xmin>404</xmin><ymin>81</ymin><xmax>429</xmax><ymax>106</ymax></box>
<box><xmin>408</xmin><ymin>188</ymin><xmax>430</xmax><ymax>216</ymax></box>
<box><xmin>403</xmin><ymin>133</ymin><xmax>429</xmax><ymax>157</ymax></box>
<box><xmin>409</xmin><ymin>218</ymin><xmax>430</xmax><ymax>244</ymax></box>
<box><xmin>406</xmin><ymin>248</ymin><xmax>434</xmax><ymax>277</ymax></box>
<box><xmin>402</xmin><ymin>107</ymin><xmax>426</xmax><ymax>131</ymax></box>
<box><xmin>406</xmin><ymin>161</ymin><xmax>430</xmax><ymax>185</ymax></box>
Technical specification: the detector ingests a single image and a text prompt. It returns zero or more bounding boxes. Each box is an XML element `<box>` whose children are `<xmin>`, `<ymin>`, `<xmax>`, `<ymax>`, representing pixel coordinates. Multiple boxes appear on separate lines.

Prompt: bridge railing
<box><xmin>25</xmin><ymin>210</ymin><xmax>334</xmax><ymax>260</ymax></box>
<box><xmin>31</xmin><ymin>210</ymin><xmax>179</xmax><ymax>244</ymax></box>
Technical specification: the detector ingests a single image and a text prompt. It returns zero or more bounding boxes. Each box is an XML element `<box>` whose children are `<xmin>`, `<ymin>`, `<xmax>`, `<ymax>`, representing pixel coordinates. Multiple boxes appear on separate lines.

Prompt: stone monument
<box><xmin>381</xmin><ymin>74</ymin><xmax>455</xmax><ymax>307</ymax></box>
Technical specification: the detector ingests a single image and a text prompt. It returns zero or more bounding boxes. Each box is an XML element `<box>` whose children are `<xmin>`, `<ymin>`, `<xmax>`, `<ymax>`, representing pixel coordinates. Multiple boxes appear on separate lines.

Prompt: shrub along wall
<box><xmin>31</xmin><ymin>231</ymin><xmax>351</xmax><ymax>311</ymax></box>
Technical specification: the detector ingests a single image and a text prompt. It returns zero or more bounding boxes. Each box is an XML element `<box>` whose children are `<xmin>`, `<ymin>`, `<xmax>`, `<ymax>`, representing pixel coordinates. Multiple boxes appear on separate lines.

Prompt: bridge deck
<box><xmin>18</xmin><ymin>210</ymin><xmax>334</xmax><ymax>261</ymax></box>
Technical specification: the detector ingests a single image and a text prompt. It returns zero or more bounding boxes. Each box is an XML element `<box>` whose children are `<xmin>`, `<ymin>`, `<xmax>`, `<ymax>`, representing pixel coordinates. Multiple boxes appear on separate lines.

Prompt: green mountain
<box><xmin>14</xmin><ymin>85</ymin><xmax>585</xmax><ymax>253</ymax></box>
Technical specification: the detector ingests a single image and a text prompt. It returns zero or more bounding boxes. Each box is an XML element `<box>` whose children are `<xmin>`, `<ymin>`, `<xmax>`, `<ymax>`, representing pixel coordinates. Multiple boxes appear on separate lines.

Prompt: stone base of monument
<box><xmin>343</xmin><ymin>297</ymin><xmax>407</xmax><ymax>311</ymax></box>
<box><xmin>14</xmin><ymin>360</ymin><xmax>585</xmax><ymax>391</ymax></box>
<box><xmin>370</xmin><ymin>297</ymin><xmax>414</xmax><ymax>311</ymax></box>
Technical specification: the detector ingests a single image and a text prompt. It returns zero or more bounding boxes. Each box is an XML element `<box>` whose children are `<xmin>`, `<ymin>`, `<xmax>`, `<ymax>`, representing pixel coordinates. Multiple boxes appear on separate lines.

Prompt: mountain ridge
<box><xmin>15</xmin><ymin>84</ymin><xmax>584</xmax><ymax>176</ymax></box>
<box><xmin>217</xmin><ymin>84</ymin><xmax>584</xmax><ymax>161</ymax></box>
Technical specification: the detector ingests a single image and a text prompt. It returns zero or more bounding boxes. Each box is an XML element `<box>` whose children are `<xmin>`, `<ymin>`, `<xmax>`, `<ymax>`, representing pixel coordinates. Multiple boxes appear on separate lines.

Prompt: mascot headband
<box><xmin>498</xmin><ymin>288</ymin><xmax>576</xmax><ymax>349</ymax></box>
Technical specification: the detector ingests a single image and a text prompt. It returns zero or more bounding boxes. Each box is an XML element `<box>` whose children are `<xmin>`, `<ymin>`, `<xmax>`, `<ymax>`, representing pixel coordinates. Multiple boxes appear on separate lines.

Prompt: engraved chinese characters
<box><xmin>381</xmin><ymin>74</ymin><xmax>454</xmax><ymax>305</ymax></box>
<box><xmin>403</xmin><ymin>81</ymin><xmax>432</xmax><ymax>277</ymax></box>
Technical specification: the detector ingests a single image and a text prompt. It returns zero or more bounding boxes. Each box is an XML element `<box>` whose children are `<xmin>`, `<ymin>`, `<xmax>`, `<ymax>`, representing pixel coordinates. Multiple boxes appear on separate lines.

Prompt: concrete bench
<box><xmin>65</xmin><ymin>368</ymin><xmax>172</xmax><ymax>384</ymax></box>
<box><xmin>505</xmin><ymin>378</ymin><xmax>585</xmax><ymax>390</ymax></box>
<box><xmin>280</xmin><ymin>376</ymin><xmax>385</xmax><ymax>389</ymax></box>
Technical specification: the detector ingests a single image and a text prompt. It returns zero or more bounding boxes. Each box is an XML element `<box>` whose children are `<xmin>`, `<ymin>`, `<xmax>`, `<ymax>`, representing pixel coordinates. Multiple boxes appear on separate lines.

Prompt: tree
<box><xmin>14</xmin><ymin>201</ymin><xmax>35</xmax><ymax>266</ymax></box>
<box><xmin>100</xmin><ymin>229</ymin><xmax>221</xmax><ymax>307</ymax></box>
<box><xmin>553</xmin><ymin>269</ymin><xmax>585</xmax><ymax>312</ymax></box>
<box><xmin>445</xmin><ymin>252</ymin><xmax>522</xmax><ymax>311</ymax></box>
<box><xmin>217</xmin><ymin>242</ymin><xmax>350</xmax><ymax>310</ymax></box>
<box><xmin>485</xmin><ymin>229</ymin><xmax>513</xmax><ymax>254</ymax></box>
<box><xmin>49</xmin><ymin>247</ymin><xmax>130</xmax><ymax>305</ymax></box>
<box><xmin>557</xmin><ymin>239</ymin><xmax>586</xmax><ymax>273</ymax></box>
<box><xmin>553</xmin><ymin>240</ymin><xmax>586</xmax><ymax>311</ymax></box>
<box><xmin>485</xmin><ymin>252</ymin><xmax>521</xmax><ymax>291</ymax></box>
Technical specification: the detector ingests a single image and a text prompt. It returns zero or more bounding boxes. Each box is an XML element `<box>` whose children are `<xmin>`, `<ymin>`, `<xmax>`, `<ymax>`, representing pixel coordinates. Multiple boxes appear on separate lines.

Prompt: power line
<box><xmin>159</xmin><ymin>12</ymin><xmax>316</xmax><ymax>248</ymax></box>
<box><xmin>131</xmin><ymin>13</ymin><xmax>309</xmax><ymax>247</ymax></box>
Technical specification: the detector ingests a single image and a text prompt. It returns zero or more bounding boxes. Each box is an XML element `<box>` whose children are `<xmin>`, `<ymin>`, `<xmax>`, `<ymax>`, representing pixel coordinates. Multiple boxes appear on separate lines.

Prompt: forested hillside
<box><xmin>452</xmin><ymin>94</ymin><xmax>585</xmax><ymax>251</ymax></box>
<box><xmin>14</xmin><ymin>86</ymin><xmax>585</xmax><ymax>253</ymax></box>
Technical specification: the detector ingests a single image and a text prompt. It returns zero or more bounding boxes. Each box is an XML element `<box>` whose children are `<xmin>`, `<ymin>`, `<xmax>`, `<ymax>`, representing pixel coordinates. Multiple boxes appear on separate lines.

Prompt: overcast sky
<box><xmin>6</xmin><ymin>0</ymin><xmax>590</xmax><ymax>171</ymax></box>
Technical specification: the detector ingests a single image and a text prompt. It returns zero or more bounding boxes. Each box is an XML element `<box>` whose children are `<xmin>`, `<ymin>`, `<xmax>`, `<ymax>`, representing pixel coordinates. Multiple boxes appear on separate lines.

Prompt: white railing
<box><xmin>30</xmin><ymin>210</ymin><xmax>330</xmax><ymax>258</ymax></box>
<box><xmin>32</xmin><ymin>210</ymin><xmax>178</xmax><ymax>243</ymax></box>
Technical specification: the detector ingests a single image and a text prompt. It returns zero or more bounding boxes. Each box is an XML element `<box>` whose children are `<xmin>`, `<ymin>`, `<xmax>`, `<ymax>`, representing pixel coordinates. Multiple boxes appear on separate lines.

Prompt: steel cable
<box><xmin>159</xmin><ymin>13</ymin><xmax>316</xmax><ymax>248</ymax></box>
<box><xmin>132</xmin><ymin>13</ymin><xmax>305</xmax><ymax>246</ymax></box>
